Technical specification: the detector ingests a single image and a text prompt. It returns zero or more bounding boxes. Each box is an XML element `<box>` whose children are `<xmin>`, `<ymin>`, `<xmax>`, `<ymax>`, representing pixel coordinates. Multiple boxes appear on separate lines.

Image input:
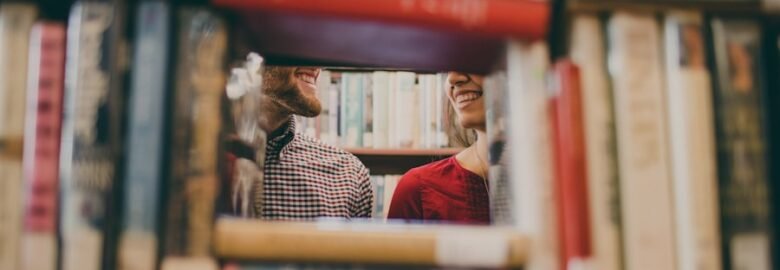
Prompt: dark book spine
<box><xmin>761</xmin><ymin>16</ymin><xmax>780</xmax><ymax>270</ymax></box>
<box><xmin>161</xmin><ymin>6</ymin><xmax>227</xmax><ymax>270</ymax></box>
<box><xmin>21</xmin><ymin>22</ymin><xmax>65</xmax><ymax>270</ymax></box>
<box><xmin>59</xmin><ymin>2</ymin><xmax>127</xmax><ymax>270</ymax></box>
<box><xmin>118</xmin><ymin>1</ymin><xmax>171</xmax><ymax>270</ymax></box>
<box><xmin>708</xmin><ymin>17</ymin><xmax>773</xmax><ymax>270</ymax></box>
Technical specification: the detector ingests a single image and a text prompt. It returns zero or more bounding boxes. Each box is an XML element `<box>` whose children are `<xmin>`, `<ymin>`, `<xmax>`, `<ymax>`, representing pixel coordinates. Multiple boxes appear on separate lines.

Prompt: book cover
<box><xmin>340</xmin><ymin>73</ymin><xmax>364</xmax><ymax>147</ymax></box>
<box><xmin>317</xmin><ymin>70</ymin><xmax>331</xmax><ymax>143</ymax></box>
<box><xmin>664</xmin><ymin>11</ymin><xmax>722</xmax><ymax>270</ymax></box>
<box><xmin>569</xmin><ymin>14</ymin><xmax>623</xmax><ymax>270</ymax></box>
<box><xmin>0</xmin><ymin>4</ymin><xmax>38</xmax><ymax>270</ymax></box>
<box><xmin>21</xmin><ymin>21</ymin><xmax>65</xmax><ymax>270</ymax></box>
<box><xmin>328</xmin><ymin>76</ymin><xmax>340</xmax><ymax>146</ymax></box>
<box><xmin>211</xmin><ymin>0</ymin><xmax>549</xmax><ymax>39</ymax></box>
<box><xmin>372</xmin><ymin>71</ymin><xmax>390</xmax><ymax>149</ymax></box>
<box><xmin>59</xmin><ymin>2</ymin><xmax>128</xmax><ymax>270</ymax></box>
<box><xmin>362</xmin><ymin>73</ymin><xmax>374</xmax><ymax>148</ymax></box>
<box><xmin>607</xmin><ymin>12</ymin><xmax>677</xmax><ymax>270</ymax></box>
<box><xmin>506</xmin><ymin>41</ymin><xmax>558</xmax><ymax>270</ymax></box>
<box><xmin>709</xmin><ymin>17</ymin><xmax>772</xmax><ymax>270</ymax></box>
<box><xmin>394</xmin><ymin>72</ymin><xmax>416</xmax><ymax>148</ymax></box>
<box><xmin>549</xmin><ymin>60</ymin><xmax>593</xmax><ymax>270</ymax></box>
<box><xmin>762</xmin><ymin>17</ymin><xmax>780</xmax><ymax>270</ymax></box>
<box><xmin>118</xmin><ymin>2</ymin><xmax>171</xmax><ymax>269</ymax></box>
<box><xmin>161</xmin><ymin>7</ymin><xmax>227</xmax><ymax>270</ymax></box>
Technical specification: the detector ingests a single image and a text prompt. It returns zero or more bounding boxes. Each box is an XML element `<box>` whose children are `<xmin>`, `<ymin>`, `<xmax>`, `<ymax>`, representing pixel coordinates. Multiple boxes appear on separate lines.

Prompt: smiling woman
<box><xmin>386</xmin><ymin>72</ymin><xmax>492</xmax><ymax>224</ymax></box>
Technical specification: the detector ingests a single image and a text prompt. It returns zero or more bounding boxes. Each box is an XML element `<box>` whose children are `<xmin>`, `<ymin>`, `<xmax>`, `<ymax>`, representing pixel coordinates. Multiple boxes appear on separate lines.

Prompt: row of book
<box><xmin>0</xmin><ymin>1</ymin><xmax>232</xmax><ymax>270</ymax></box>
<box><xmin>487</xmin><ymin>11</ymin><xmax>780</xmax><ymax>270</ymax></box>
<box><xmin>295</xmin><ymin>71</ymin><xmax>452</xmax><ymax>149</ymax></box>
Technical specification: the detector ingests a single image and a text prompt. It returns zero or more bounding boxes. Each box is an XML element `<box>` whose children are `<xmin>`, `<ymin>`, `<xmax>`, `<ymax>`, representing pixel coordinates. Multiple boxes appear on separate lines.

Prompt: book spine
<box><xmin>328</xmin><ymin>78</ymin><xmax>339</xmax><ymax>146</ymax></box>
<box><xmin>161</xmin><ymin>7</ymin><xmax>227</xmax><ymax>270</ymax></box>
<box><xmin>21</xmin><ymin>21</ymin><xmax>65</xmax><ymax>270</ymax></box>
<box><xmin>387</xmin><ymin>73</ymin><xmax>398</xmax><ymax>148</ymax></box>
<box><xmin>395</xmin><ymin>72</ymin><xmax>415</xmax><ymax>148</ymax></box>
<box><xmin>0</xmin><ymin>4</ymin><xmax>38</xmax><ymax>270</ymax></box>
<box><xmin>549</xmin><ymin>60</ymin><xmax>592</xmax><ymax>270</ymax></box>
<box><xmin>663</xmin><ymin>12</ymin><xmax>722</xmax><ymax>270</ymax></box>
<box><xmin>607</xmin><ymin>12</ymin><xmax>677</xmax><ymax>270</ymax></box>
<box><xmin>763</xmin><ymin>17</ymin><xmax>780</xmax><ymax>270</ymax></box>
<box><xmin>709</xmin><ymin>17</ymin><xmax>772</xmax><ymax>270</ymax></box>
<box><xmin>59</xmin><ymin>2</ymin><xmax>127</xmax><ymax>270</ymax></box>
<box><xmin>372</xmin><ymin>71</ymin><xmax>389</xmax><ymax>149</ymax></box>
<box><xmin>211</xmin><ymin>0</ymin><xmax>549</xmax><ymax>39</ymax></box>
<box><xmin>118</xmin><ymin>2</ymin><xmax>171</xmax><ymax>270</ymax></box>
<box><xmin>318</xmin><ymin>70</ymin><xmax>331</xmax><ymax>143</ymax></box>
<box><xmin>362</xmin><ymin>73</ymin><xmax>373</xmax><ymax>148</ymax></box>
<box><xmin>569</xmin><ymin>14</ymin><xmax>623</xmax><ymax>270</ymax></box>
<box><xmin>506</xmin><ymin>41</ymin><xmax>558</xmax><ymax>270</ymax></box>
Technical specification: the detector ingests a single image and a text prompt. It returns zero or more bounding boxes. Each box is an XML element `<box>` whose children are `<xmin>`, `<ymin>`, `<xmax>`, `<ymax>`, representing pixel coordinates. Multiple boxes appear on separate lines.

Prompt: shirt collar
<box><xmin>267</xmin><ymin>116</ymin><xmax>297</xmax><ymax>150</ymax></box>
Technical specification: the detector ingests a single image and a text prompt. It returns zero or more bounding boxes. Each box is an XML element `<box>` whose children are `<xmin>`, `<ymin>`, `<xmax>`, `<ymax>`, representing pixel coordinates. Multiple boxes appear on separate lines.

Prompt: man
<box><xmin>228</xmin><ymin>64</ymin><xmax>373</xmax><ymax>220</ymax></box>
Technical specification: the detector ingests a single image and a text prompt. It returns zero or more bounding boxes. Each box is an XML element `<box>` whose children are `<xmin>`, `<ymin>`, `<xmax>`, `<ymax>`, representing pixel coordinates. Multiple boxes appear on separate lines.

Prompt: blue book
<box><xmin>118</xmin><ymin>2</ymin><xmax>170</xmax><ymax>270</ymax></box>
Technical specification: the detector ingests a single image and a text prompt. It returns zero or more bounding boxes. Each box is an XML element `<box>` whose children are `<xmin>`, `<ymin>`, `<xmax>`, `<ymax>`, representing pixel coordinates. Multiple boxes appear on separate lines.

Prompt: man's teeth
<box><xmin>297</xmin><ymin>74</ymin><xmax>316</xmax><ymax>84</ymax></box>
<box><xmin>456</xmin><ymin>92</ymin><xmax>481</xmax><ymax>103</ymax></box>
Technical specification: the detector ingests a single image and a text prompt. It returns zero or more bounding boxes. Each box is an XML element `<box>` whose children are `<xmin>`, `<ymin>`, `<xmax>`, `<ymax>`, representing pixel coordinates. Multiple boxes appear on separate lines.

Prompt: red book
<box><xmin>212</xmin><ymin>0</ymin><xmax>549</xmax><ymax>39</ymax></box>
<box><xmin>21</xmin><ymin>22</ymin><xmax>66</xmax><ymax>270</ymax></box>
<box><xmin>549</xmin><ymin>59</ymin><xmax>592</xmax><ymax>270</ymax></box>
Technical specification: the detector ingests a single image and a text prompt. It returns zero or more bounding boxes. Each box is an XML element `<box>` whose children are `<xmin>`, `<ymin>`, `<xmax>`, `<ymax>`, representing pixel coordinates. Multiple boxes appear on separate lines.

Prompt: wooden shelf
<box><xmin>214</xmin><ymin>218</ymin><xmax>528</xmax><ymax>268</ymax></box>
<box><xmin>346</xmin><ymin>148</ymin><xmax>462</xmax><ymax>175</ymax></box>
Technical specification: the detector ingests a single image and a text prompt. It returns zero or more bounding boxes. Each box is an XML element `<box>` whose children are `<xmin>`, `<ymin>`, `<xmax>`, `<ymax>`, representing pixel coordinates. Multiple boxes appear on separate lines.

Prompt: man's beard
<box><xmin>262</xmin><ymin>67</ymin><xmax>322</xmax><ymax>117</ymax></box>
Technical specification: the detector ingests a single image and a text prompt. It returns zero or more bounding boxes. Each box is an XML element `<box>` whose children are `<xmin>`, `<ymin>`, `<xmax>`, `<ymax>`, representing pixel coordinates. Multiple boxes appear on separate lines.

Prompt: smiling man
<box><xmin>251</xmin><ymin>66</ymin><xmax>373</xmax><ymax>220</ymax></box>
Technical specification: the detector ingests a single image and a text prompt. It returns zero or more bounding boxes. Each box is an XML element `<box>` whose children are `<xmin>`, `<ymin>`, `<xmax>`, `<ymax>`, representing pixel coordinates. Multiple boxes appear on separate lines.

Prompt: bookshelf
<box><xmin>347</xmin><ymin>148</ymin><xmax>462</xmax><ymax>175</ymax></box>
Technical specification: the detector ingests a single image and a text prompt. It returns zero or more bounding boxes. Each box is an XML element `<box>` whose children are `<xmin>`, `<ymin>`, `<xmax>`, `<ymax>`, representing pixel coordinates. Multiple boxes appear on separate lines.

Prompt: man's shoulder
<box><xmin>295</xmin><ymin>133</ymin><xmax>367</xmax><ymax>171</ymax></box>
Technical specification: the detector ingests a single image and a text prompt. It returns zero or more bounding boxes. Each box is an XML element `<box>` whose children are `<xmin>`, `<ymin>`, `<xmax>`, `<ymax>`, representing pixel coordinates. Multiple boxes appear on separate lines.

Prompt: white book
<box><xmin>395</xmin><ymin>72</ymin><xmax>416</xmax><ymax>148</ymax></box>
<box><xmin>317</xmin><ymin>70</ymin><xmax>331</xmax><ymax>142</ymax></box>
<box><xmin>387</xmin><ymin>72</ymin><xmax>398</xmax><ymax>148</ymax></box>
<box><xmin>362</xmin><ymin>73</ymin><xmax>374</xmax><ymax>148</ymax></box>
<box><xmin>372</xmin><ymin>71</ymin><xmax>390</xmax><ymax>148</ymax></box>
<box><xmin>569</xmin><ymin>14</ymin><xmax>623</xmax><ymax>270</ymax></box>
<box><xmin>0</xmin><ymin>4</ymin><xmax>37</xmax><ymax>270</ymax></box>
<box><xmin>505</xmin><ymin>41</ymin><xmax>559</xmax><ymax>270</ymax></box>
<box><xmin>664</xmin><ymin>12</ymin><xmax>722</xmax><ymax>270</ymax></box>
<box><xmin>608</xmin><ymin>12</ymin><xmax>677</xmax><ymax>270</ymax></box>
<box><xmin>422</xmin><ymin>74</ymin><xmax>439</xmax><ymax>149</ymax></box>
<box><xmin>435</xmin><ymin>73</ymin><xmax>449</xmax><ymax>148</ymax></box>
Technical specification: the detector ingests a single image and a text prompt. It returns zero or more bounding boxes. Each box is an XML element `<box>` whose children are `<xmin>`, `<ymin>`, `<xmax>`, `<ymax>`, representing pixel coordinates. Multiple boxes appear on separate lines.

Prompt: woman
<box><xmin>387</xmin><ymin>72</ymin><xmax>490</xmax><ymax>224</ymax></box>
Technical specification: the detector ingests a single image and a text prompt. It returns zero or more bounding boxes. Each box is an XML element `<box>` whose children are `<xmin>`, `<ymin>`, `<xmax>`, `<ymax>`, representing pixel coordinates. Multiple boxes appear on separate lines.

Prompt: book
<box><xmin>0</xmin><ymin>4</ymin><xmax>38</xmax><ymax>270</ymax></box>
<box><xmin>607</xmin><ymin>12</ymin><xmax>677</xmax><ymax>270</ymax></box>
<box><xmin>59</xmin><ymin>2</ymin><xmax>127</xmax><ymax>270</ymax></box>
<box><xmin>709</xmin><ymin>17</ymin><xmax>773</xmax><ymax>270</ymax></box>
<box><xmin>362</xmin><ymin>74</ymin><xmax>374</xmax><ymax>148</ymax></box>
<box><xmin>21</xmin><ymin>21</ymin><xmax>65</xmax><ymax>270</ymax></box>
<box><xmin>118</xmin><ymin>1</ymin><xmax>171</xmax><ymax>269</ymax></box>
<box><xmin>210</xmin><ymin>0</ymin><xmax>549</xmax><ymax>39</ymax></box>
<box><xmin>663</xmin><ymin>11</ymin><xmax>722</xmax><ymax>270</ymax></box>
<box><xmin>506</xmin><ymin>41</ymin><xmax>559</xmax><ymax>270</ymax></box>
<box><xmin>549</xmin><ymin>59</ymin><xmax>593</xmax><ymax>270</ymax></box>
<box><xmin>372</xmin><ymin>71</ymin><xmax>390</xmax><ymax>148</ymax></box>
<box><xmin>214</xmin><ymin>218</ymin><xmax>527</xmax><ymax>268</ymax></box>
<box><xmin>161</xmin><ymin>7</ymin><xmax>227</xmax><ymax>270</ymax></box>
<box><xmin>763</xmin><ymin>17</ymin><xmax>780</xmax><ymax>270</ymax></box>
<box><xmin>317</xmin><ymin>70</ymin><xmax>332</xmax><ymax>144</ymax></box>
<box><xmin>340</xmin><ymin>73</ymin><xmax>364</xmax><ymax>147</ymax></box>
<box><xmin>484</xmin><ymin>66</ymin><xmax>511</xmax><ymax>224</ymax></box>
<box><xmin>394</xmin><ymin>72</ymin><xmax>416</xmax><ymax>148</ymax></box>
<box><xmin>569</xmin><ymin>14</ymin><xmax>623</xmax><ymax>270</ymax></box>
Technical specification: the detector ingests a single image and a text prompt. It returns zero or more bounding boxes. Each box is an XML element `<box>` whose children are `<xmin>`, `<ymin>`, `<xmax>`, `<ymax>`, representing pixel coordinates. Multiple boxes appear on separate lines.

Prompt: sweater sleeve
<box><xmin>387</xmin><ymin>170</ymin><xmax>424</xmax><ymax>220</ymax></box>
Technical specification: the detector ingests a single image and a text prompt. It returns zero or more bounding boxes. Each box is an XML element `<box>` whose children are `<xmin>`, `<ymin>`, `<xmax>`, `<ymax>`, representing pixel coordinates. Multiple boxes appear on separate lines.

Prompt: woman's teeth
<box><xmin>297</xmin><ymin>73</ymin><xmax>316</xmax><ymax>84</ymax></box>
<box><xmin>456</xmin><ymin>92</ymin><xmax>481</xmax><ymax>103</ymax></box>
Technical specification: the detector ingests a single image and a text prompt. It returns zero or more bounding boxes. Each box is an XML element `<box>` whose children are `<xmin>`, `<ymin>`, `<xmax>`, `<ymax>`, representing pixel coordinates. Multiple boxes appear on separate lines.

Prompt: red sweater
<box><xmin>387</xmin><ymin>156</ymin><xmax>491</xmax><ymax>224</ymax></box>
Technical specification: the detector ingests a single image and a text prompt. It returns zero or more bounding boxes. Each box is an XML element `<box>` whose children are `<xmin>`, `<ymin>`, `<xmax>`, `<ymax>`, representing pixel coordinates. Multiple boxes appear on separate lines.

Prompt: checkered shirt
<box><xmin>255</xmin><ymin>117</ymin><xmax>372</xmax><ymax>219</ymax></box>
